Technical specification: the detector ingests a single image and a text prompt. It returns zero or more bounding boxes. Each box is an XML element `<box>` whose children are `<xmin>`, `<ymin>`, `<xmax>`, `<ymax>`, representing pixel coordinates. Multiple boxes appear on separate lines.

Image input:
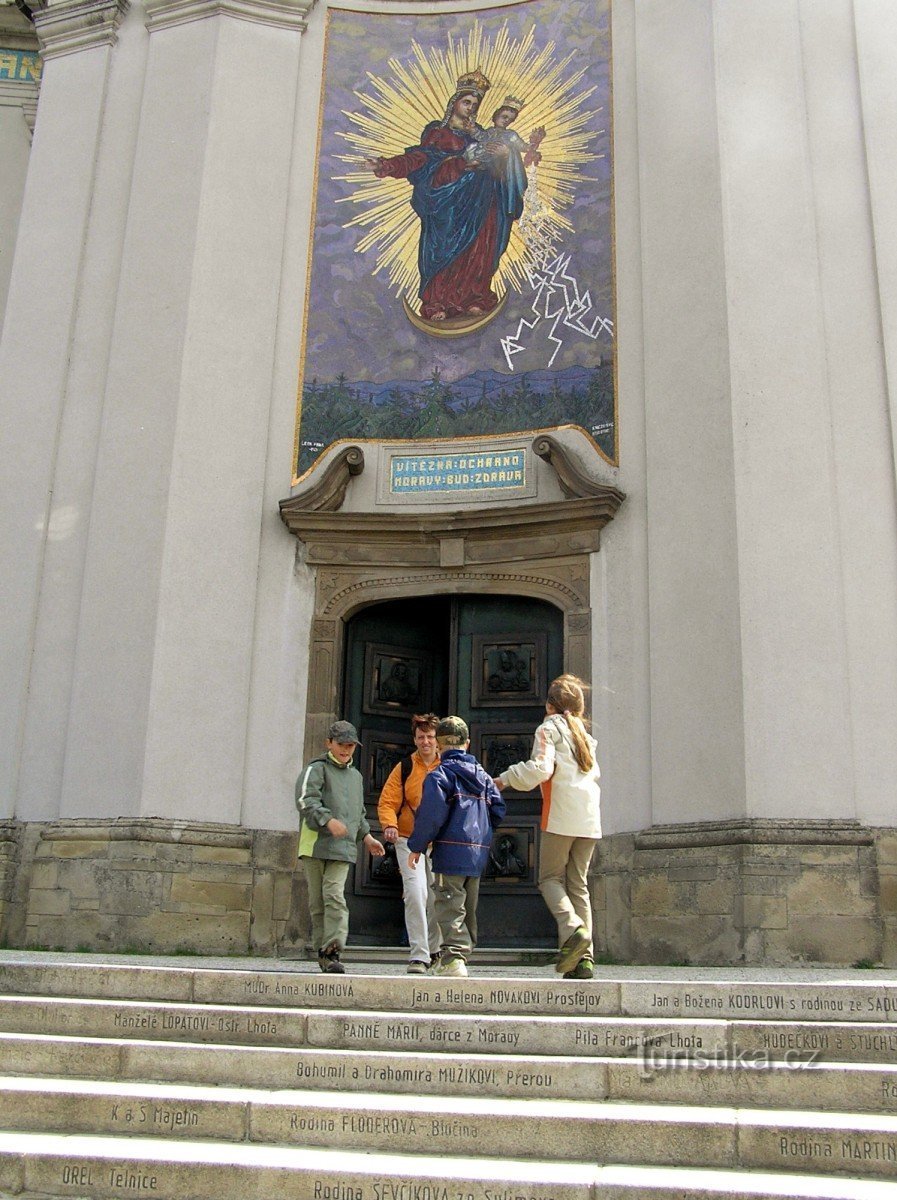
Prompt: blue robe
<box><xmin>394</xmin><ymin>122</ymin><xmax>526</xmax><ymax>299</ymax></box>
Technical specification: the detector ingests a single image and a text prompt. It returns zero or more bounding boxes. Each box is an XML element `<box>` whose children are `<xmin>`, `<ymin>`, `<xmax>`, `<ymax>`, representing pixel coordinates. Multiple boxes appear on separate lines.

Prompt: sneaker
<box><xmin>406</xmin><ymin>960</ymin><xmax>429</xmax><ymax>975</ymax></box>
<box><xmin>433</xmin><ymin>956</ymin><xmax>468</xmax><ymax>977</ymax></box>
<box><xmin>563</xmin><ymin>956</ymin><xmax>594</xmax><ymax>980</ymax></box>
<box><xmin>556</xmin><ymin>927</ymin><xmax>591</xmax><ymax>975</ymax></box>
<box><xmin>319</xmin><ymin>942</ymin><xmax>346</xmax><ymax>974</ymax></box>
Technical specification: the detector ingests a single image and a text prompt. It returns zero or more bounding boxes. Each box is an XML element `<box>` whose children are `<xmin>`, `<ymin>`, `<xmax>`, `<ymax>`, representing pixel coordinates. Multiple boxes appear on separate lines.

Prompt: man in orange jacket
<box><xmin>377</xmin><ymin>713</ymin><xmax>442</xmax><ymax>974</ymax></box>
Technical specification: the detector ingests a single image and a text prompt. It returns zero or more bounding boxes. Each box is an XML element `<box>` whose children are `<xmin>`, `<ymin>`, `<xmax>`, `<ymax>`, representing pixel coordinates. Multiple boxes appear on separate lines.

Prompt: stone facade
<box><xmin>1</xmin><ymin>814</ymin><xmax>894</xmax><ymax>966</ymax></box>
<box><xmin>594</xmin><ymin>822</ymin><xmax>894</xmax><ymax>967</ymax></box>
<box><xmin>0</xmin><ymin>1</ymin><xmax>895</xmax><ymax>968</ymax></box>
<box><xmin>0</xmin><ymin>819</ymin><xmax>308</xmax><ymax>956</ymax></box>
<box><xmin>879</xmin><ymin>829</ymin><xmax>897</xmax><ymax>969</ymax></box>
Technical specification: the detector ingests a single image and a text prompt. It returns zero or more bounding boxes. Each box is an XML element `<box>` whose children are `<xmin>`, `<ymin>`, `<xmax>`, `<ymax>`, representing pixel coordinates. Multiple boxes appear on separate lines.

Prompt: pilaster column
<box><xmin>61</xmin><ymin>0</ymin><xmax>314</xmax><ymax>822</ymax></box>
<box><xmin>0</xmin><ymin>0</ymin><xmax>128</xmax><ymax>818</ymax></box>
<box><xmin>713</xmin><ymin>0</ymin><xmax>855</xmax><ymax>819</ymax></box>
<box><xmin>634</xmin><ymin>0</ymin><xmax>746</xmax><ymax>826</ymax></box>
<box><xmin>854</xmin><ymin>0</ymin><xmax>897</xmax><ymax>479</ymax></box>
<box><xmin>805</xmin><ymin>0</ymin><xmax>897</xmax><ymax>827</ymax></box>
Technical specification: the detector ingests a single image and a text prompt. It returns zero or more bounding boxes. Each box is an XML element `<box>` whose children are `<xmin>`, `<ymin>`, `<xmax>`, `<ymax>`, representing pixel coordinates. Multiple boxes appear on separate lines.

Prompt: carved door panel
<box><xmin>343</xmin><ymin>594</ymin><xmax>562</xmax><ymax>946</ymax></box>
<box><xmin>342</xmin><ymin>596</ymin><xmax>450</xmax><ymax>944</ymax></box>
<box><xmin>456</xmin><ymin>596</ymin><xmax>562</xmax><ymax>946</ymax></box>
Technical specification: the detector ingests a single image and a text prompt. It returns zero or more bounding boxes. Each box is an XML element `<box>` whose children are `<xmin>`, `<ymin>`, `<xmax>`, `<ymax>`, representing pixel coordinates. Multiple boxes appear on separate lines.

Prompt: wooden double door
<box><xmin>342</xmin><ymin>594</ymin><xmax>563</xmax><ymax>946</ymax></box>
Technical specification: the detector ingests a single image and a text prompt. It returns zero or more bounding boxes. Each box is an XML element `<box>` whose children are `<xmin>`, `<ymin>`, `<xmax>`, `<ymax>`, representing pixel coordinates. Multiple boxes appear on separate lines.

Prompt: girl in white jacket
<box><xmin>494</xmin><ymin>674</ymin><xmax>601</xmax><ymax>979</ymax></box>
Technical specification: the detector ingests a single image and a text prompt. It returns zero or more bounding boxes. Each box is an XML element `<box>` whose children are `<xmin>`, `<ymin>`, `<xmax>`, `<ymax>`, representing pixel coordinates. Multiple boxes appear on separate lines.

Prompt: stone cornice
<box><xmin>0</xmin><ymin>78</ymin><xmax>37</xmax><ymax>100</ymax></box>
<box><xmin>34</xmin><ymin>0</ymin><xmax>128</xmax><ymax>58</ymax></box>
<box><xmin>635</xmin><ymin>818</ymin><xmax>874</xmax><ymax>850</ymax></box>
<box><xmin>21</xmin><ymin>92</ymin><xmax>36</xmax><ymax>131</ymax></box>
<box><xmin>0</xmin><ymin>31</ymin><xmax>40</xmax><ymax>51</ymax></box>
<box><xmin>40</xmin><ymin>816</ymin><xmax>252</xmax><ymax>848</ymax></box>
<box><xmin>145</xmin><ymin>0</ymin><xmax>314</xmax><ymax>32</ymax></box>
<box><xmin>279</xmin><ymin>492</ymin><xmax>624</xmax><ymax>568</ymax></box>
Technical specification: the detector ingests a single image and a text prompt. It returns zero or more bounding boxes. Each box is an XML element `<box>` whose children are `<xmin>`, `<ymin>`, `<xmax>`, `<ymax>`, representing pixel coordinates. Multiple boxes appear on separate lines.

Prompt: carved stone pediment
<box><xmin>279</xmin><ymin>433</ymin><xmax>624</xmax><ymax>569</ymax></box>
<box><xmin>280</xmin><ymin>495</ymin><xmax>622</xmax><ymax>568</ymax></box>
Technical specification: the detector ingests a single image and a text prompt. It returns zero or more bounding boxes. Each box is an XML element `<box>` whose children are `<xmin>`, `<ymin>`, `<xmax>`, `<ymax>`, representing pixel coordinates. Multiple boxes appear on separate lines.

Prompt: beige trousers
<box><xmin>538</xmin><ymin>832</ymin><xmax>598</xmax><ymax>951</ymax></box>
<box><xmin>301</xmin><ymin>857</ymin><xmax>351</xmax><ymax>951</ymax></box>
<box><xmin>432</xmin><ymin>873</ymin><xmax>480</xmax><ymax>962</ymax></box>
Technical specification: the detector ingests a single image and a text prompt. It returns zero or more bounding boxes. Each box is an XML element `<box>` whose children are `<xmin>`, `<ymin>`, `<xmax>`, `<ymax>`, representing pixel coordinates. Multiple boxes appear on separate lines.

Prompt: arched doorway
<box><xmin>342</xmin><ymin>594</ymin><xmax>564</xmax><ymax>947</ymax></box>
<box><xmin>279</xmin><ymin>431</ymin><xmax>625</xmax><ymax>950</ymax></box>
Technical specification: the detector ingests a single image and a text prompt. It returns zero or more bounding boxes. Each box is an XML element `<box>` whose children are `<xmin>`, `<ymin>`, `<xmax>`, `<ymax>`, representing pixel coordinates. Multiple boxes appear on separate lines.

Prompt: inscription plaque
<box><xmin>390</xmin><ymin>449</ymin><xmax>526</xmax><ymax>495</ymax></box>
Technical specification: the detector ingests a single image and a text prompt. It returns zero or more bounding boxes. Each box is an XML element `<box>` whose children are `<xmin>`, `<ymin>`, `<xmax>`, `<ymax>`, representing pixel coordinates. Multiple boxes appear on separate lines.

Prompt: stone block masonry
<box><xmin>2</xmin><ymin>816</ymin><xmax>895</xmax><ymax>964</ymax></box>
<box><xmin>5</xmin><ymin>818</ymin><xmax>306</xmax><ymax>956</ymax></box>
<box><xmin>592</xmin><ymin>820</ymin><xmax>895</xmax><ymax>967</ymax></box>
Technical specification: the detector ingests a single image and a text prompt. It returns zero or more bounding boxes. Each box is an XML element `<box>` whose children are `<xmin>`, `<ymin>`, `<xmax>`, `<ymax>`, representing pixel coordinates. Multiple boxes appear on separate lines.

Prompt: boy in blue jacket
<box><xmin>407</xmin><ymin>716</ymin><xmax>504</xmax><ymax>977</ymax></box>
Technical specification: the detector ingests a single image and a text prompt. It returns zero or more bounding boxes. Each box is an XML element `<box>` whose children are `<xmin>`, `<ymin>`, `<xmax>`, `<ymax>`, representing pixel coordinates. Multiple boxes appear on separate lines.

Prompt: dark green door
<box><xmin>343</xmin><ymin>594</ymin><xmax>562</xmax><ymax>947</ymax></box>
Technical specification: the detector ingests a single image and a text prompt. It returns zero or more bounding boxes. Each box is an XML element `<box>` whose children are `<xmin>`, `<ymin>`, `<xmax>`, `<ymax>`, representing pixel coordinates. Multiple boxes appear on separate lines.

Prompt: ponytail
<box><xmin>546</xmin><ymin>674</ymin><xmax>594</xmax><ymax>773</ymax></box>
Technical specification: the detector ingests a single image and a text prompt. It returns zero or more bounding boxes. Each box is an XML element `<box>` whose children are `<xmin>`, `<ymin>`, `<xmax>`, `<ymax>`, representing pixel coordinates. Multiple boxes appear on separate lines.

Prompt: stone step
<box><xmin>0</xmin><ymin>1078</ymin><xmax>896</xmax><ymax>1180</ymax></box>
<box><xmin>1</xmin><ymin>992</ymin><xmax>894</xmax><ymax>1063</ymax></box>
<box><xmin>2</xmin><ymin>957</ymin><xmax>895</xmax><ymax>1021</ymax></box>
<box><xmin>2</xmin><ymin>957</ymin><xmax>896</xmax><ymax>1198</ymax></box>
<box><xmin>0</xmin><ymin>1130</ymin><xmax>895</xmax><ymax>1200</ymax></box>
<box><xmin>4</xmin><ymin>1032</ymin><xmax>897</xmax><ymax>1113</ymax></box>
<box><xmin>347</xmin><ymin>946</ymin><xmax>557</xmax><ymax>964</ymax></box>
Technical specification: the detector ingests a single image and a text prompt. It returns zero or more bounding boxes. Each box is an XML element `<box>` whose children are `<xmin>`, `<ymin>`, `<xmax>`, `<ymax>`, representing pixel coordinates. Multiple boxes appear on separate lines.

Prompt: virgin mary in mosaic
<box><xmin>296</xmin><ymin>0</ymin><xmax>613</xmax><ymax>477</ymax></box>
<box><xmin>361</xmin><ymin>68</ymin><xmax>545</xmax><ymax>332</ymax></box>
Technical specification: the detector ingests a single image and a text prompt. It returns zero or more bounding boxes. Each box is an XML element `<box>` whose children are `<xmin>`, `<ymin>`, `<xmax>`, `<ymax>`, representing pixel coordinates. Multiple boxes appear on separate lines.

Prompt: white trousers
<box><xmin>396</xmin><ymin>836</ymin><xmax>440</xmax><ymax>962</ymax></box>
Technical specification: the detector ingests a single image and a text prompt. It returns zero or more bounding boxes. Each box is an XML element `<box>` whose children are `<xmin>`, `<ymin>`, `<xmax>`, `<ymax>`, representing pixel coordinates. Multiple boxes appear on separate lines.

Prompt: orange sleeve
<box><xmin>377</xmin><ymin>763</ymin><xmax>404</xmax><ymax>829</ymax></box>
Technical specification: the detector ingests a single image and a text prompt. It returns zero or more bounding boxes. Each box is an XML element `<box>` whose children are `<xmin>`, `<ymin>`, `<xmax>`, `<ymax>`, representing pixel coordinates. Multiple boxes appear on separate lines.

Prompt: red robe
<box><xmin>376</xmin><ymin>126</ymin><xmax>500</xmax><ymax>320</ymax></box>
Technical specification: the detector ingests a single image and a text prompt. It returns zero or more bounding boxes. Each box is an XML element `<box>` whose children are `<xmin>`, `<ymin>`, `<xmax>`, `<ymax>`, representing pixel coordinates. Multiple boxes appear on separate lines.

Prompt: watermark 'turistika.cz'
<box><xmin>635</xmin><ymin>1039</ymin><xmax>819</xmax><ymax>1081</ymax></box>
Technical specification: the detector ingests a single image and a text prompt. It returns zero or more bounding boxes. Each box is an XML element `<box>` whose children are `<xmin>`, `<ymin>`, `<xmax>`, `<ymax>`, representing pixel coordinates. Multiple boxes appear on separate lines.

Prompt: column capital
<box><xmin>145</xmin><ymin>0</ymin><xmax>315</xmax><ymax>33</ymax></box>
<box><xmin>34</xmin><ymin>0</ymin><xmax>129</xmax><ymax>59</ymax></box>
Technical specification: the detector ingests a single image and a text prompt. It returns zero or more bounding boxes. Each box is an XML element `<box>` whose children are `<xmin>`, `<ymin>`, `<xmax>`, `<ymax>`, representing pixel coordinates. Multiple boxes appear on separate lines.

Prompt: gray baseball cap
<box><xmin>436</xmin><ymin>715</ymin><xmax>469</xmax><ymax>741</ymax></box>
<box><xmin>327</xmin><ymin>720</ymin><xmax>360</xmax><ymax>744</ymax></box>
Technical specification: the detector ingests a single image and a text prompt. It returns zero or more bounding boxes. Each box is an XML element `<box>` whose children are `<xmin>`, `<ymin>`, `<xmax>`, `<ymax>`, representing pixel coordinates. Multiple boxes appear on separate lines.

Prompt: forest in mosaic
<box><xmin>297</xmin><ymin>363</ymin><xmax>614</xmax><ymax>475</ymax></box>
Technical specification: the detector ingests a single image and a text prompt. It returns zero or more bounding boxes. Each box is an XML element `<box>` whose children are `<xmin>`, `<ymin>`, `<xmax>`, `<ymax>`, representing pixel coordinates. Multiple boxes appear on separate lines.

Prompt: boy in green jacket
<box><xmin>296</xmin><ymin>720</ymin><xmax>385</xmax><ymax>973</ymax></box>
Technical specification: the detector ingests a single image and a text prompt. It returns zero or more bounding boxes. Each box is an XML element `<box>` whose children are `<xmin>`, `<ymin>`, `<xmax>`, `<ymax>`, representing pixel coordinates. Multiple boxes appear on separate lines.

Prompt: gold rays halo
<box><xmin>333</xmin><ymin>21</ymin><xmax>602</xmax><ymax>302</ymax></box>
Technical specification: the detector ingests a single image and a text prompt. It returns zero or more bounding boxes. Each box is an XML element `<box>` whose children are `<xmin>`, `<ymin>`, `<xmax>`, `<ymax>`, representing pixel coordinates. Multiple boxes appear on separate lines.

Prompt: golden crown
<box><xmin>455</xmin><ymin>68</ymin><xmax>491</xmax><ymax>98</ymax></box>
<box><xmin>501</xmin><ymin>95</ymin><xmax>526</xmax><ymax>113</ymax></box>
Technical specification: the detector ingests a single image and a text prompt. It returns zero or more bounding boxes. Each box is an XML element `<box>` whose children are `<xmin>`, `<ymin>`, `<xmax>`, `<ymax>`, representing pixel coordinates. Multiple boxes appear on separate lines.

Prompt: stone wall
<box><xmin>2</xmin><ymin>816</ymin><xmax>894</xmax><ymax>965</ymax></box>
<box><xmin>879</xmin><ymin>829</ymin><xmax>897</xmax><ymax>968</ymax></box>
<box><xmin>593</xmin><ymin>821</ymin><xmax>895</xmax><ymax>967</ymax></box>
<box><xmin>0</xmin><ymin>819</ymin><xmax>308</xmax><ymax>956</ymax></box>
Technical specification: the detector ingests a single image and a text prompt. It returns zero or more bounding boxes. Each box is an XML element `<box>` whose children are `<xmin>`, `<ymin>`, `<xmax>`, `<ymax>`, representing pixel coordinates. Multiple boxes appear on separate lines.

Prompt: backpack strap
<box><xmin>396</xmin><ymin>755</ymin><xmax>415</xmax><ymax>820</ymax></box>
